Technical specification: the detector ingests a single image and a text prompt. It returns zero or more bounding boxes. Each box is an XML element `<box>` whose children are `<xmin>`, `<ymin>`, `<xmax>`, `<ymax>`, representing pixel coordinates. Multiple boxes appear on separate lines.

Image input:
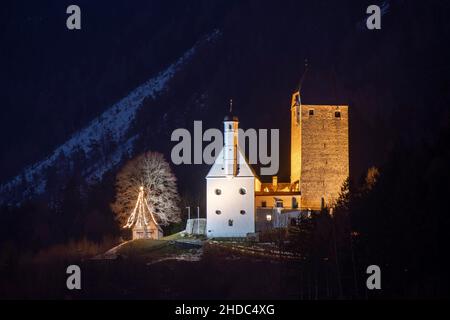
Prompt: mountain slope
<box><xmin>0</xmin><ymin>30</ymin><xmax>220</xmax><ymax>205</ymax></box>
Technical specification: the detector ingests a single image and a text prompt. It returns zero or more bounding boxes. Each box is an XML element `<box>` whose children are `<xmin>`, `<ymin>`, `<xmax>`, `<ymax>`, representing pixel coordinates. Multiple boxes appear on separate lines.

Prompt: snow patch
<box><xmin>0</xmin><ymin>30</ymin><xmax>221</xmax><ymax>205</ymax></box>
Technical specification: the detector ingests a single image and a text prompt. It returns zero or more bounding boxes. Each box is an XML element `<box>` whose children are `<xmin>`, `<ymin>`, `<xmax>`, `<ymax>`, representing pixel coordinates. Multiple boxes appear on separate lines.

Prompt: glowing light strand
<box><xmin>143</xmin><ymin>195</ymin><xmax>160</xmax><ymax>226</ymax></box>
<box><xmin>123</xmin><ymin>189</ymin><xmax>141</xmax><ymax>228</ymax></box>
<box><xmin>123</xmin><ymin>186</ymin><xmax>156</xmax><ymax>229</ymax></box>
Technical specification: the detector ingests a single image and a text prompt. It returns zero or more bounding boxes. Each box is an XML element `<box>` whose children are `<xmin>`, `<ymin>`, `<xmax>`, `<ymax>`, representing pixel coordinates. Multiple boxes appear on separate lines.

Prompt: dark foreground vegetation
<box><xmin>0</xmin><ymin>240</ymin><xmax>370</xmax><ymax>300</ymax></box>
<box><xmin>1</xmin><ymin>126</ymin><xmax>450</xmax><ymax>299</ymax></box>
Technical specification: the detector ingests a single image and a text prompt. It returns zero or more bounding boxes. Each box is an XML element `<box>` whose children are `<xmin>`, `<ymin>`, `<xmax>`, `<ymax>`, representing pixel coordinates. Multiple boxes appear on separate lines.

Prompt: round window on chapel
<box><xmin>215</xmin><ymin>210</ymin><xmax>222</xmax><ymax>215</ymax></box>
<box><xmin>215</xmin><ymin>189</ymin><xmax>222</xmax><ymax>195</ymax></box>
<box><xmin>240</xmin><ymin>210</ymin><xmax>246</xmax><ymax>215</ymax></box>
<box><xmin>239</xmin><ymin>188</ymin><xmax>246</xmax><ymax>195</ymax></box>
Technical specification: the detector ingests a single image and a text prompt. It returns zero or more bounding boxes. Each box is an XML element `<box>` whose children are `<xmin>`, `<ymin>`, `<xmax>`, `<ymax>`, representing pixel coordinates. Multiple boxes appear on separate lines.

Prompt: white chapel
<box><xmin>206</xmin><ymin>110</ymin><xmax>256</xmax><ymax>238</ymax></box>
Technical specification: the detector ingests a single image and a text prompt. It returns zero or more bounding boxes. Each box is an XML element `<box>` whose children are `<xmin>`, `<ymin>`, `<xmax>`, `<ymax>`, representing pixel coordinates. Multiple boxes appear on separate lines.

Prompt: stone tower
<box><xmin>290</xmin><ymin>91</ymin><xmax>349</xmax><ymax>210</ymax></box>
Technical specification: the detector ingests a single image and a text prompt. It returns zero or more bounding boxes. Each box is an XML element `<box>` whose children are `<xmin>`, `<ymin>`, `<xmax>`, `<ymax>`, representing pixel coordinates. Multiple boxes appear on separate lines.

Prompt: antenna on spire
<box><xmin>298</xmin><ymin>58</ymin><xmax>309</xmax><ymax>92</ymax></box>
<box><xmin>229</xmin><ymin>99</ymin><xmax>233</xmax><ymax>113</ymax></box>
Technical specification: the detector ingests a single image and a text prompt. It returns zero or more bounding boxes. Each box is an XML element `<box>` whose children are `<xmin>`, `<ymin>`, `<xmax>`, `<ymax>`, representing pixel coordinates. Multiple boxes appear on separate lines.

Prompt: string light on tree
<box><xmin>123</xmin><ymin>185</ymin><xmax>163</xmax><ymax>239</ymax></box>
<box><xmin>111</xmin><ymin>151</ymin><xmax>181</xmax><ymax>239</ymax></box>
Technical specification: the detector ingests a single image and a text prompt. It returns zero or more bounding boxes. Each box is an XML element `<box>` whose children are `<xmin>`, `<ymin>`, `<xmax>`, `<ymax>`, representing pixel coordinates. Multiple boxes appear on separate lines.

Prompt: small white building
<box><xmin>132</xmin><ymin>221</ymin><xmax>163</xmax><ymax>240</ymax></box>
<box><xmin>125</xmin><ymin>186</ymin><xmax>164</xmax><ymax>240</ymax></box>
<box><xmin>206</xmin><ymin>113</ymin><xmax>255</xmax><ymax>238</ymax></box>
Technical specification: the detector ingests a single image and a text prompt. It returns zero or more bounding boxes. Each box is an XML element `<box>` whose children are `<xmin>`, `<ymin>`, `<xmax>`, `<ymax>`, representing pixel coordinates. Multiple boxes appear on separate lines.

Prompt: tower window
<box><xmin>292</xmin><ymin>197</ymin><xmax>298</xmax><ymax>209</ymax></box>
<box><xmin>239</xmin><ymin>187</ymin><xmax>247</xmax><ymax>195</ymax></box>
<box><xmin>261</xmin><ymin>201</ymin><xmax>267</xmax><ymax>207</ymax></box>
<box><xmin>229</xmin><ymin>124</ymin><xmax>232</xmax><ymax>130</ymax></box>
<box><xmin>309</xmin><ymin>109</ymin><xmax>314</xmax><ymax>116</ymax></box>
<box><xmin>240</xmin><ymin>210</ymin><xmax>246</xmax><ymax>215</ymax></box>
<box><xmin>228</xmin><ymin>219</ymin><xmax>233</xmax><ymax>226</ymax></box>
<box><xmin>215</xmin><ymin>189</ymin><xmax>222</xmax><ymax>195</ymax></box>
<box><xmin>215</xmin><ymin>210</ymin><xmax>222</xmax><ymax>215</ymax></box>
<box><xmin>335</xmin><ymin>111</ymin><xmax>341</xmax><ymax>118</ymax></box>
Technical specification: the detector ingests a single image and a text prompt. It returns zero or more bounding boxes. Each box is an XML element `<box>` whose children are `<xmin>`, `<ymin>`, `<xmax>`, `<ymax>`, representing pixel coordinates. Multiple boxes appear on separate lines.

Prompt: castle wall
<box><xmin>255</xmin><ymin>194</ymin><xmax>301</xmax><ymax>209</ymax></box>
<box><xmin>299</xmin><ymin>105</ymin><xmax>349</xmax><ymax>210</ymax></box>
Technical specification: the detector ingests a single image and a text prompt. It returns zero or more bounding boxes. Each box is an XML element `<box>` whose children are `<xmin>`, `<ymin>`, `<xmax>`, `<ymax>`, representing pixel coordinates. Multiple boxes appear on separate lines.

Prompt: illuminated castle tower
<box><xmin>290</xmin><ymin>91</ymin><xmax>349</xmax><ymax>210</ymax></box>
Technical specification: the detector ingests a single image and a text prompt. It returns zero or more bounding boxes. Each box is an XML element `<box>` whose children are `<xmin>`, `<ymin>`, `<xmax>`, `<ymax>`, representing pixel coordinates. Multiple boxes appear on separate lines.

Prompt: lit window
<box><xmin>309</xmin><ymin>109</ymin><xmax>314</xmax><ymax>116</ymax></box>
<box><xmin>240</xmin><ymin>210</ymin><xmax>246</xmax><ymax>215</ymax></box>
<box><xmin>335</xmin><ymin>111</ymin><xmax>341</xmax><ymax>118</ymax></box>
<box><xmin>239</xmin><ymin>188</ymin><xmax>246</xmax><ymax>195</ymax></box>
<box><xmin>215</xmin><ymin>210</ymin><xmax>222</xmax><ymax>215</ymax></box>
<box><xmin>266</xmin><ymin>214</ymin><xmax>272</xmax><ymax>222</ymax></box>
<box><xmin>292</xmin><ymin>197</ymin><xmax>298</xmax><ymax>209</ymax></box>
<box><xmin>228</xmin><ymin>219</ymin><xmax>233</xmax><ymax>226</ymax></box>
<box><xmin>215</xmin><ymin>189</ymin><xmax>222</xmax><ymax>195</ymax></box>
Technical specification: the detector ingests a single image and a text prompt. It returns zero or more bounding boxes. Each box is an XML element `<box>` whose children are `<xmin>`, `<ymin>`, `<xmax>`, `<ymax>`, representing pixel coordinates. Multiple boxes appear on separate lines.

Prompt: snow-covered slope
<box><xmin>0</xmin><ymin>30</ymin><xmax>220</xmax><ymax>205</ymax></box>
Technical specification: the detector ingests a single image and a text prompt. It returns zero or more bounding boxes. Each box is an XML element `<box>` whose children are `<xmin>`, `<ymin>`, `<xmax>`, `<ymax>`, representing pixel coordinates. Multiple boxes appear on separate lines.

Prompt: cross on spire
<box><xmin>229</xmin><ymin>99</ymin><xmax>233</xmax><ymax>113</ymax></box>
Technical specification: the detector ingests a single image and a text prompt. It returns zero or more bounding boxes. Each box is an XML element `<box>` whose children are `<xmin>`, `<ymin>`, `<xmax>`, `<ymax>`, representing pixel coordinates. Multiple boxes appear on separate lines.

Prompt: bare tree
<box><xmin>111</xmin><ymin>151</ymin><xmax>181</xmax><ymax>227</ymax></box>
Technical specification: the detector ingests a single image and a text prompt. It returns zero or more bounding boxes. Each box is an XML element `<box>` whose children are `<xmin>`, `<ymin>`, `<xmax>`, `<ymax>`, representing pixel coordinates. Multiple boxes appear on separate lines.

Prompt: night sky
<box><xmin>1</xmin><ymin>0</ymin><xmax>449</xmax><ymax>200</ymax></box>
